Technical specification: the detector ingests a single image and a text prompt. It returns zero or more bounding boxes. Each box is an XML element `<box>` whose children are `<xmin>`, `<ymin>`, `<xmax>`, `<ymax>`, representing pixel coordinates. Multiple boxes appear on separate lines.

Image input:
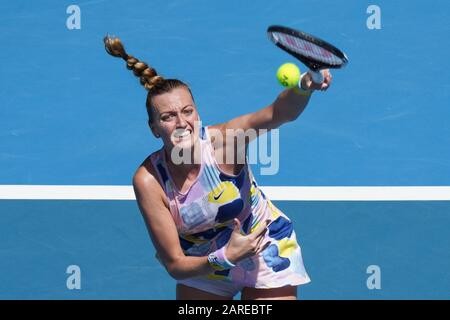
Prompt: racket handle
<box><xmin>310</xmin><ymin>70</ymin><xmax>324</xmax><ymax>84</ymax></box>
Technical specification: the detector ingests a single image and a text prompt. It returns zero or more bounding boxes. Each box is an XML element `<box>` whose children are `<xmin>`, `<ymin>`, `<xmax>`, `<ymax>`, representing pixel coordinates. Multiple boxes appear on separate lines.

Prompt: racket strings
<box><xmin>274</xmin><ymin>32</ymin><xmax>343</xmax><ymax>66</ymax></box>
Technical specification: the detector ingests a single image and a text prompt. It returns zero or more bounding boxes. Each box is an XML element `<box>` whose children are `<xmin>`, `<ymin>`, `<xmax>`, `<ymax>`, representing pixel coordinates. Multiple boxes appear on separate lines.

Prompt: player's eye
<box><xmin>161</xmin><ymin>114</ymin><xmax>175</xmax><ymax>121</ymax></box>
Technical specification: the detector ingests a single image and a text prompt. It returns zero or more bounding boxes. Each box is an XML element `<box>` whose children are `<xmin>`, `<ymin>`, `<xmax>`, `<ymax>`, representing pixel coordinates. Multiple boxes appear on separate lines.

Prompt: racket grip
<box><xmin>310</xmin><ymin>70</ymin><xmax>324</xmax><ymax>84</ymax></box>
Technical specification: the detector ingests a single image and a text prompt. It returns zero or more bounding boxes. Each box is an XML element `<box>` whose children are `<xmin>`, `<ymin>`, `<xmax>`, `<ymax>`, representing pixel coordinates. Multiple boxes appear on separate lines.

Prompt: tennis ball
<box><xmin>276</xmin><ymin>63</ymin><xmax>301</xmax><ymax>88</ymax></box>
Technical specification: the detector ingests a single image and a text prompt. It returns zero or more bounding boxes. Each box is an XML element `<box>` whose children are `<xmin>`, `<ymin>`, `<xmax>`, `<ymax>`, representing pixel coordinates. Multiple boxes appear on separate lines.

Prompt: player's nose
<box><xmin>175</xmin><ymin>112</ymin><xmax>188</xmax><ymax>127</ymax></box>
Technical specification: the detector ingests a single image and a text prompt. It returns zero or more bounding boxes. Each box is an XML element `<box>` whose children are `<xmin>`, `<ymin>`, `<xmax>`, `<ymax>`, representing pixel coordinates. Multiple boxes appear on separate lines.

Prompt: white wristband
<box><xmin>207</xmin><ymin>246</ymin><xmax>236</xmax><ymax>270</ymax></box>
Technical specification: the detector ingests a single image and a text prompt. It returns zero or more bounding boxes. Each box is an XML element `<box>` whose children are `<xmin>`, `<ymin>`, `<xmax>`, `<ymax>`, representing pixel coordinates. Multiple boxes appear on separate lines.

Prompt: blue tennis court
<box><xmin>1</xmin><ymin>0</ymin><xmax>449</xmax><ymax>299</ymax></box>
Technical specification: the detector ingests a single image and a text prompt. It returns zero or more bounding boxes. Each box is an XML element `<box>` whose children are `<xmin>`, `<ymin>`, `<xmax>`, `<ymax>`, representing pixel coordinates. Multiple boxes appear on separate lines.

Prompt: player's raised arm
<box><xmin>209</xmin><ymin>68</ymin><xmax>332</xmax><ymax>154</ymax></box>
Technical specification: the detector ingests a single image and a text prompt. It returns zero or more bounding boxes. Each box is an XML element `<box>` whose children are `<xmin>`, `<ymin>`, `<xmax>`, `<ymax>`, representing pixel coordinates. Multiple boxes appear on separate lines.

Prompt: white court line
<box><xmin>0</xmin><ymin>185</ymin><xmax>450</xmax><ymax>201</ymax></box>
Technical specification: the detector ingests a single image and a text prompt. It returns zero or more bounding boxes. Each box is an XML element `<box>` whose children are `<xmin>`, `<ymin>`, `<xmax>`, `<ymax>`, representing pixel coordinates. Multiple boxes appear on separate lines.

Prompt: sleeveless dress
<box><xmin>149</xmin><ymin>126</ymin><xmax>310</xmax><ymax>297</ymax></box>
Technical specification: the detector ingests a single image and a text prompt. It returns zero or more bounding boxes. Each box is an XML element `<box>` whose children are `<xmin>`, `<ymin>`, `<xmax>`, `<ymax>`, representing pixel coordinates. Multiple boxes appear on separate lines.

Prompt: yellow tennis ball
<box><xmin>276</xmin><ymin>63</ymin><xmax>301</xmax><ymax>88</ymax></box>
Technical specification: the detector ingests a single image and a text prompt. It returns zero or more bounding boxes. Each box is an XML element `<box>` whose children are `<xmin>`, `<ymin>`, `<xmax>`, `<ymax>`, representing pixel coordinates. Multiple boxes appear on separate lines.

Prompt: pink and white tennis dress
<box><xmin>149</xmin><ymin>126</ymin><xmax>310</xmax><ymax>297</ymax></box>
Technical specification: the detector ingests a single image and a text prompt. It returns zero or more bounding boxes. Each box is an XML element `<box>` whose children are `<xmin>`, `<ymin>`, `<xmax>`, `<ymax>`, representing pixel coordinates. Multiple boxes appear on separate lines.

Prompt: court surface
<box><xmin>1</xmin><ymin>0</ymin><xmax>449</xmax><ymax>299</ymax></box>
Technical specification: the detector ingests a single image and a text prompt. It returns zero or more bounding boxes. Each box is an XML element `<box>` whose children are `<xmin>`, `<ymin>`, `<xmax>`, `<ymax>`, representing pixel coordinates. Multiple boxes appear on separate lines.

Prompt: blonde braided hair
<box><xmin>104</xmin><ymin>35</ymin><xmax>193</xmax><ymax>123</ymax></box>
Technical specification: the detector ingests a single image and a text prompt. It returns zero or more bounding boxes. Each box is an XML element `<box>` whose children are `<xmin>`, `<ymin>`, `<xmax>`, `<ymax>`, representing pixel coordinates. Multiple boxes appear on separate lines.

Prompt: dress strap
<box><xmin>149</xmin><ymin>148</ymin><xmax>172</xmax><ymax>194</ymax></box>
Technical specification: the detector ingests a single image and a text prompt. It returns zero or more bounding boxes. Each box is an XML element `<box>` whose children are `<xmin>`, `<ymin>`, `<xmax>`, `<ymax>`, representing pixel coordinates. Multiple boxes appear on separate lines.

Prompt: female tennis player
<box><xmin>104</xmin><ymin>36</ymin><xmax>332</xmax><ymax>300</ymax></box>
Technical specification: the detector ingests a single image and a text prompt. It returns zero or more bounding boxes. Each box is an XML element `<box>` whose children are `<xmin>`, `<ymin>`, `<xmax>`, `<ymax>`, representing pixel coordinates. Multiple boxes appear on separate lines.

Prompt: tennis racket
<box><xmin>267</xmin><ymin>25</ymin><xmax>348</xmax><ymax>84</ymax></box>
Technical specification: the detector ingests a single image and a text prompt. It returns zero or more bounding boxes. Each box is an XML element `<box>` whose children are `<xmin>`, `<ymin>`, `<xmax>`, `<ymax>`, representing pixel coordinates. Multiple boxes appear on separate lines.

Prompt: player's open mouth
<box><xmin>173</xmin><ymin>129</ymin><xmax>192</xmax><ymax>139</ymax></box>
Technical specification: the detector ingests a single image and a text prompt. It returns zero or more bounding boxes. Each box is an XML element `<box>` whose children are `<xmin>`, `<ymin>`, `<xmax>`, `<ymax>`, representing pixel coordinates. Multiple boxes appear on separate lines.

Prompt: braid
<box><xmin>103</xmin><ymin>35</ymin><xmax>194</xmax><ymax>123</ymax></box>
<box><xmin>103</xmin><ymin>35</ymin><xmax>164</xmax><ymax>91</ymax></box>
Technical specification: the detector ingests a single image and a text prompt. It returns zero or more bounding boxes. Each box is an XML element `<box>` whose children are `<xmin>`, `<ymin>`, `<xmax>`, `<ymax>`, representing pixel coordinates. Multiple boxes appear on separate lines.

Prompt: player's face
<box><xmin>151</xmin><ymin>87</ymin><xmax>200</xmax><ymax>150</ymax></box>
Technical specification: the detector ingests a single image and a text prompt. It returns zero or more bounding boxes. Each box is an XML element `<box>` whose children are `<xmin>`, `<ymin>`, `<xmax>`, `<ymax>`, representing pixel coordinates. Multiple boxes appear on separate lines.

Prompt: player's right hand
<box><xmin>224</xmin><ymin>218</ymin><xmax>271</xmax><ymax>264</ymax></box>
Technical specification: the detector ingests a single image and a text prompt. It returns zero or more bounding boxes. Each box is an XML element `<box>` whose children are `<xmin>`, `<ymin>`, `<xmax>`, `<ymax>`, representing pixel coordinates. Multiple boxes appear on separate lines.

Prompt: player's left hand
<box><xmin>302</xmin><ymin>69</ymin><xmax>332</xmax><ymax>91</ymax></box>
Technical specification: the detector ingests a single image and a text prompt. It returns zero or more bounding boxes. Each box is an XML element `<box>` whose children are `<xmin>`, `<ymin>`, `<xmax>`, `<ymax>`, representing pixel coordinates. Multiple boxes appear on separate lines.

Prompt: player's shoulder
<box><xmin>132</xmin><ymin>157</ymin><xmax>170</xmax><ymax>210</ymax></box>
<box><xmin>132</xmin><ymin>153</ymin><xmax>161</xmax><ymax>192</ymax></box>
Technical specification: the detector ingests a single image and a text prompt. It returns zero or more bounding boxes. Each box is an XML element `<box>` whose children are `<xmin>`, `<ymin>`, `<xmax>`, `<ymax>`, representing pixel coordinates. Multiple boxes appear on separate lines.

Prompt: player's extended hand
<box><xmin>302</xmin><ymin>69</ymin><xmax>333</xmax><ymax>91</ymax></box>
<box><xmin>224</xmin><ymin>218</ymin><xmax>271</xmax><ymax>264</ymax></box>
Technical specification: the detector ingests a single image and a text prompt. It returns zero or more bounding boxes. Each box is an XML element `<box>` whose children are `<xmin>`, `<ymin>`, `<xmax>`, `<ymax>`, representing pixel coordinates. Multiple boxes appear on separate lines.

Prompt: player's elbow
<box><xmin>268</xmin><ymin>103</ymin><xmax>293</xmax><ymax>128</ymax></box>
<box><xmin>166</xmin><ymin>262</ymin><xmax>189</xmax><ymax>281</ymax></box>
<box><xmin>166</xmin><ymin>268</ymin><xmax>180</xmax><ymax>280</ymax></box>
<box><xmin>281</xmin><ymin>103</ymin><xmax>308</xmax><ymax>123</ymax></box>
<box><xmin>167</xmin><ymin>270</ymin><xmax>186</xmax><ymax>281</ymax></box>
<box><xmin>287</xmin><ymin>111</ymin><xmax>302</xmax><ymax>122</ymax></box>
<box><xmin>276</xmin><ymin>109</ymin><xmax>299</xmax><ymax>125</ymax></box>
<box><xmin>163</xmin><ymin>256</ymin><xmax>190</xmax><ymax>280</ymax></box>
<box><xmin>166</xmin><ymin>263</ymin><xmax>180</xmax><ymax>280</ymax></box>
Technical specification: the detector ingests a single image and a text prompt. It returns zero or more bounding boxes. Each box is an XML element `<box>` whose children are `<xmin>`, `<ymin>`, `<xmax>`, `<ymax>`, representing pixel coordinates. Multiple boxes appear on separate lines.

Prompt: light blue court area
<box><xmin>1</xmin><ymin>0</ymin><xmax>449</xmax><ymax>185</ymax></box>
<box><xmin>1</xmin><ymin>0</ymin><xmax>450</xmax><ymax>299</ymax></box>
<box><xmin>1</xmin><ymin>200</ymin><xmax>449</xmax><ymax>299</ymax></box>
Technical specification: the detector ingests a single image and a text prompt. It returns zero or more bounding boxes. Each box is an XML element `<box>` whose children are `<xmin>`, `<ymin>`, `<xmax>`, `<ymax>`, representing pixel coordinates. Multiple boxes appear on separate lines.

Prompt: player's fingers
<box><xmin>255</xmin><ymin>229</ymin><xmax>267</xmax><ymax>246</ymax></box>
<box><xmin>256</xmin><ymin>241</ymin><xmax>272</xmax><ymax>254</ymax></box>
<box><xmin>321</xmin><ymin>70</ymin><xmax>329</xmax><ymax>79</ymax></box>
<box><xmin>250</xmin><ymin>219</ymin><xmax>270</xmax><ymax>240</ymax></box>
<box><xmin>310</xmin><ymin>82</ymin><xmax>322</xmax><ymax>91</ymax></box>
<box><xmin>253</xmin><ymin>224</ymin><xmax>268</xmax><ymax>241</ymax></box>
<box><xmin>232</xmin><ymin>218</ymin><xmax>241</xmax><ymax>233</ymax></box>
<box><xmin>321</xmin><ymin>70</ymin><xmax>332</xmax><ymax>85</ymax></box>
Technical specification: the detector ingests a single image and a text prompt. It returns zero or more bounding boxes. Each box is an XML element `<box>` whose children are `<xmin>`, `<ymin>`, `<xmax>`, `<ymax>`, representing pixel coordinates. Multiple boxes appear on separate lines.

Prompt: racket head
<box><xmin>267</xmin><ymin>25</ymin><xmax>348</xmax><ymax>71</ymax></box>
